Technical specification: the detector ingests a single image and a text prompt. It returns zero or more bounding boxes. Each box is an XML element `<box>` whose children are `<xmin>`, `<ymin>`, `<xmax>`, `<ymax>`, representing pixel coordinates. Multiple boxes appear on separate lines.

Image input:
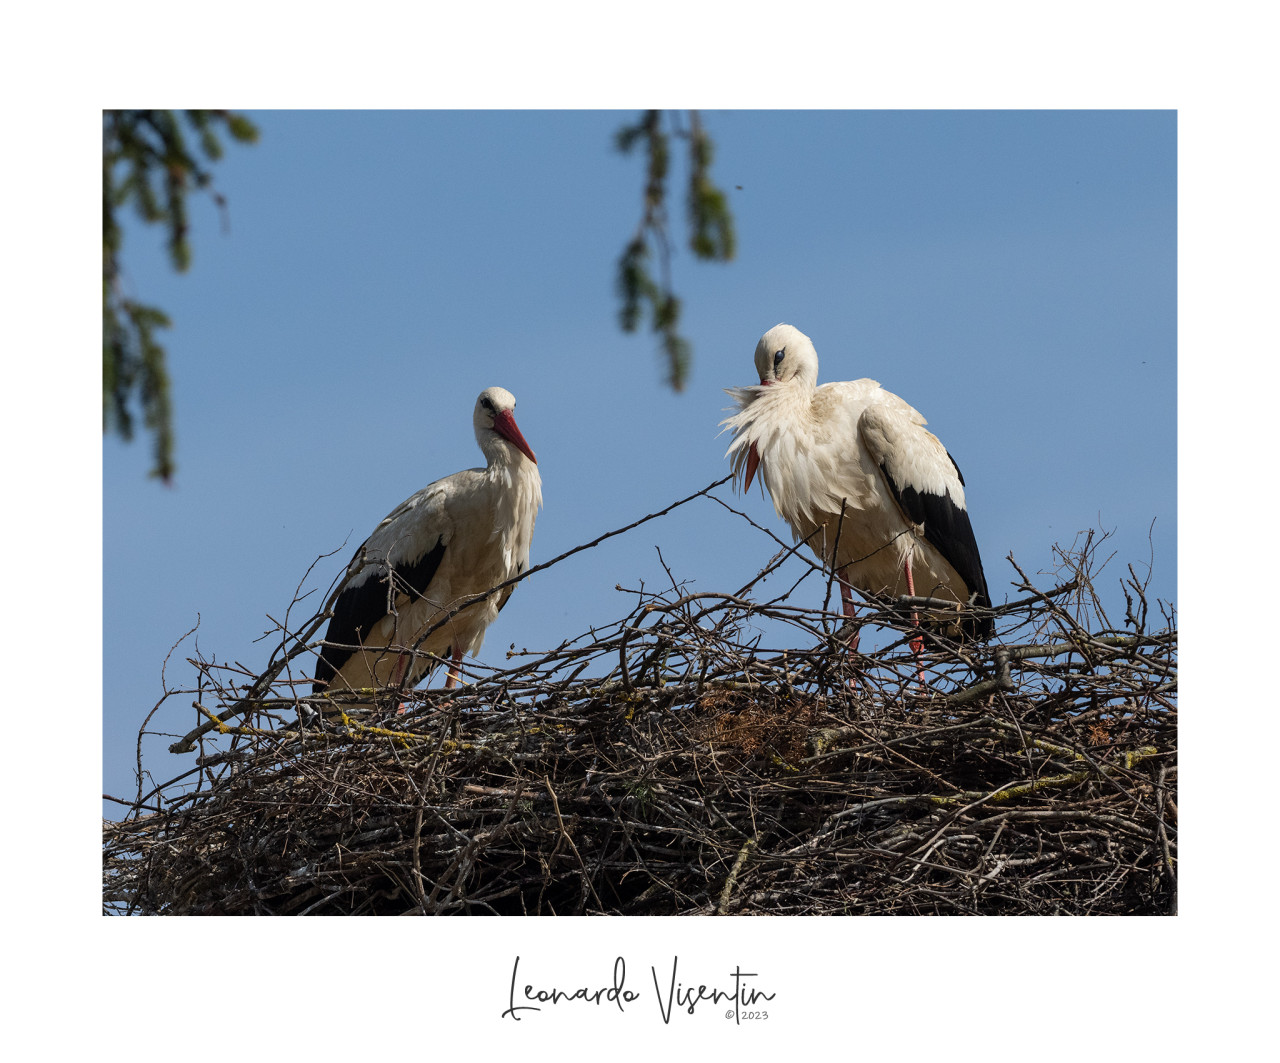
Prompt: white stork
<box><xmin>313</xmin><ymin>387</ymin><xmax>542</xmax><ymax>703</ymax></box>
<box><xmin>722</xmin><ymin>323</ymin><xmax>993</xmax><ymax>665</ymax></box>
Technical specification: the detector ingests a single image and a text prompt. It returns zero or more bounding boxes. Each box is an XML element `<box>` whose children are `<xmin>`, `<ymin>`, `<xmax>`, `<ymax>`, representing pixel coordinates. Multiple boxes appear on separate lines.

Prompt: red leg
<box><xmin>392</xmin><ymin>652</ymin><xmax>407</xmax><ymax>687</ymax></box>
<box><xmin>903</xmin><ymin>557</ymin><xmax>925</xmax><ymax>683</ymax></box>
<box><xmin>393</xmin><ymin>653</ymin><xmax>411</xmax><ymax>714</ymax></box>
<box><xmin>444</xmin><ymin>645</ymin><xmax>463</xmax><ymax>689</ymax></box>
<box><xmin>835</xmin><ymin>570</ymin><xmax>864</xmax><ymax>690</ymax></box>
<box><xmin>838</xmin><ymin>569</ymin><xmax>861</xmax><ymax>653</ymax></box>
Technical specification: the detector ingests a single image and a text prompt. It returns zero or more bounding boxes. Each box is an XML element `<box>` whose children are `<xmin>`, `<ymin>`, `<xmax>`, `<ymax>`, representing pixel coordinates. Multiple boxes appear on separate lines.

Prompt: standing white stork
<box><xmin>313</xmin><ymin>387</ymin><xmax>542</xmax><ymax>703</ymax></box>
<box><xmin>722</xmin><ymin>323</ymin><xmax>993</xmax><ymax>666</ymax></box>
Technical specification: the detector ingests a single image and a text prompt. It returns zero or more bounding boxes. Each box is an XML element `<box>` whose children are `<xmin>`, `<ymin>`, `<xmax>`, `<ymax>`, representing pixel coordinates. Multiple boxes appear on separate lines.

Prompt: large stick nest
<box><xmin>104</xmin><ymin>492</ymin><xmax>1176</xmax><ymax>916</ymax></box>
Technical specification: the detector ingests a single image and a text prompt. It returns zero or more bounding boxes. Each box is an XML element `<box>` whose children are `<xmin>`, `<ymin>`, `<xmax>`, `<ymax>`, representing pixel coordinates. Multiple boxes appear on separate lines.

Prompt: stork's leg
<box><xmin>393</xmin><ymin>652</ymin><xmax>411</xmax><ymax>715</ymax></box>
<box><xmin>444</xmin><ymin>645</ymin><xmax>463</xmax><ymax>689</ymax></box>
<box><xmin>903</xmin><ymin>557</ymin><xmax>926</xmax><ymax>684</ymax></box>
<box><xmin>837</xmin><ymin>569</ymin><xmax>861</xmax><ymax>653</ymax></box>
<box><xmin>834</xmin><ymin>569</ymin><xmax>866</xmax><ymax>690</ymax></box>
<box><xmin>395</xmin><ymin>645</ymin><xmax>462</xmax><ymax>713</ymax></box>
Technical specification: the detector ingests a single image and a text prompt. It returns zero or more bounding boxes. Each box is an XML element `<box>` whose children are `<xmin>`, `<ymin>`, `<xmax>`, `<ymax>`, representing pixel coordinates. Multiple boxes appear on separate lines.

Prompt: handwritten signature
<box><xmin>502</xmin><ymin>955</ymin><xmax>776</xmax><ymax>1024</ymax></box>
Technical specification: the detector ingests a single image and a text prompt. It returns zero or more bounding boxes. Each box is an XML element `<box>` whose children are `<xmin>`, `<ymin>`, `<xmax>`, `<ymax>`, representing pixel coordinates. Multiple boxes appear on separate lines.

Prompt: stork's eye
<box><xmin>481</xmin><ymin>397</ymin><xmax>494</xmax><ymax>411</ymax></box>
<box><xmin>773</xmin><ymin>349</ymin><xmax>785</xmax><ymax>369</ymax></box>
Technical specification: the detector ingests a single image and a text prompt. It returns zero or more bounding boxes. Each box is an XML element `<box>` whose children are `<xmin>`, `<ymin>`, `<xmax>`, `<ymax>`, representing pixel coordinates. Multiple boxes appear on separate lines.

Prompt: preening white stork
<box><xmin>313</xmin><ymin>387</ymin><xmax>542</xmax><ymax>703</ymax></box>
<box><xmin>723</xmin><ymin>323</ymin><xmax>993</xmax><ymax>665</ymax></box>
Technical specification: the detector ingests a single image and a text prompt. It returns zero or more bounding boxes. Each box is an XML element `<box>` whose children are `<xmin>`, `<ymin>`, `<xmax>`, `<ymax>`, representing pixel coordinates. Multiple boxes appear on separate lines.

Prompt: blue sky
<box><xmin>104</xmin><ymin>110</ymin><xmax>1177</xmax><ymax>812</ymax></box>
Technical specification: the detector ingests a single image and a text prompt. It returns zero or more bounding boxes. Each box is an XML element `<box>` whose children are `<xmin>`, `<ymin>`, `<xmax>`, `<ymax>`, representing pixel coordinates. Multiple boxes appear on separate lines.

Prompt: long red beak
<box><xmin>493</xmin><ymin>409</ymin><xmax>537</xmax><ymax>464</ymax></box>
<box><xmin>744</xmin><ymin>442</ymin><xmax>761</xmax><ymax>492</ymax></box>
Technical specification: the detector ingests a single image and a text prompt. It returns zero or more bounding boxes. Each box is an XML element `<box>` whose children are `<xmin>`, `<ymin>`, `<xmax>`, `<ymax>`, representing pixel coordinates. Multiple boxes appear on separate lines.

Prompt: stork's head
<box><xmin>474</xmin><ymin>387</ymin><xmax>537</xmax><ymax>465</ymax></box>
<box><xmin>753</xmin><ymin>323</ymin><xmax>819</xmax><ymax>389</ymax></box>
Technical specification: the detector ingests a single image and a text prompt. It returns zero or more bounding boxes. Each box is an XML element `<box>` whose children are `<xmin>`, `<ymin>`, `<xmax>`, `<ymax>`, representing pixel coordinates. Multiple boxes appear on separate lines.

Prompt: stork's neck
<box><xmin>474</xmin><ymin>433</ymin><xmax>536</xmax><ymax>501</ymax></box>
<box><xmin>754</xmin><ymin>376</ymin><xmax>818</xmax><ymax>427</ymax></box>
<box><xmin>474</xmin><ymin>430</ymin><xmax>516</xmax><ymax>468</ymax></box>
<box><xmin>483</xmin><ymin>436</ymin><xmax>543</xmax><ymax>561</ymax></box>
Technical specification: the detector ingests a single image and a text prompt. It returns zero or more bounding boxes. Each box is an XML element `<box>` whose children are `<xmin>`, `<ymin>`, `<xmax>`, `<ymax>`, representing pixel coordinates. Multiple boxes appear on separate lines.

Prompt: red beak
<box><xmin>744</xmin><ymin>442</ymin><xmax>761</xmax><ymax>492</ymax></box>
<box><xmin>493</xmin><ymin>409</ymin><xmax>537</xmax><ymax>465</ymax></box>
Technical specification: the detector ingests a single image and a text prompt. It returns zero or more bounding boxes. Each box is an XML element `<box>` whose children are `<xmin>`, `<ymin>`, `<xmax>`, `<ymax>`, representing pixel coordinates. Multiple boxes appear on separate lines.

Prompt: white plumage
<box><xmin>723</xmin><ymin>323</ymin><xmax>992</xmax><ymax>644</ymax></box>
<box><xmin>314</xmin><ymin>387</ymin><xmax>542</xmax><ymax>698</ymax></box>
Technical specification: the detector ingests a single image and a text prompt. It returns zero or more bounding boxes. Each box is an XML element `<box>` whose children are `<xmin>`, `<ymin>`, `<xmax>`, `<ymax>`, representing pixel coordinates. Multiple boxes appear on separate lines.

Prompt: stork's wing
<box><xmin>858</xmin><ymin>403</ymin><xmax>992</xmax><ymax>632</ymax></box>
<box><xmin>494</xmin><ymin>561</ymin><xmax>526</xmax><ymax>614</ymax></box>
<box><xmin>314</xmin><ymin>481</ymin><xmax>455</xmax><ymax>689</ymax></box>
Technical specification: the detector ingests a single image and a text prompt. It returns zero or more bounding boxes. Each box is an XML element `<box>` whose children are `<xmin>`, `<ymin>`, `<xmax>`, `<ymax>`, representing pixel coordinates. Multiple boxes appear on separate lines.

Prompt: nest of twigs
<box><xmin>104</xmin><ymin>489</ymin><xmax>1176</xmax><ymax>916</ymax></box>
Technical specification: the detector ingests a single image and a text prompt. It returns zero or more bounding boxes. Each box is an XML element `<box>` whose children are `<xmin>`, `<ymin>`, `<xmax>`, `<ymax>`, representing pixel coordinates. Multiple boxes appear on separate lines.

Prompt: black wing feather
<box><xmin>495</xmin><ymin>561</ymin><xmax>525</xmax><ymax>614</ymax></box>
<box><xmin>313</xmin><ymin>537</ymin><xmax>448</xmax><ymax>690</ymax></box>
<box><xmin>879</xmin><ymin>457</ymin><xmax>993</xmax><ymax>638</ymax></box>
<box><xmin>394</xmin><ymin>535</ymin><xmax>449</xmax><ymax>602</ymax></box>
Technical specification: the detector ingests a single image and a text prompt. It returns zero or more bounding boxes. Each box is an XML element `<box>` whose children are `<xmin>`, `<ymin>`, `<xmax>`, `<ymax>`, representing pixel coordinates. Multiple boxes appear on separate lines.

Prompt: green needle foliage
<box><xmin>616</xmin><ymin>111</ymin><xmax>736</xmax><ymax>391</ymax></box>
<box><xmin>103</xmin><ymin>110</ymin><xmax>259</xmax><ymax>483</ymax></box>
<box><xmin>105</xmin><ymin>111</ymin><xmax>726</xmax><ymax>480</ymax></box>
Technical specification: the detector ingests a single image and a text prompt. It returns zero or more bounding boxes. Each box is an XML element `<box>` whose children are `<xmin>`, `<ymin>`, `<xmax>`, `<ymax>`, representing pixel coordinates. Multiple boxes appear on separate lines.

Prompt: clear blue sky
<box><xmin>104</xmin><ymin>109</ymin><xmax>1176</xmax><ymax>809</ymax></box>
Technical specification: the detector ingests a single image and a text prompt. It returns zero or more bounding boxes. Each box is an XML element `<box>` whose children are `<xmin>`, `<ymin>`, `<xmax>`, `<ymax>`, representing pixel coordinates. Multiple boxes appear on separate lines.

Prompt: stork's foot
<box><xmin>830</xmin><ymin>620</ymin><xmax>863</xmax><ymax>689</ymax></box>
<box><xmin>908</xmin><ymin>634</ymin><xmax>928</xmax><ymax>688</ymax></box>
<box><xmin>842</xmin><ymin>664</ymin><xmax>866</xmax><ymax>693</ymax></box>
